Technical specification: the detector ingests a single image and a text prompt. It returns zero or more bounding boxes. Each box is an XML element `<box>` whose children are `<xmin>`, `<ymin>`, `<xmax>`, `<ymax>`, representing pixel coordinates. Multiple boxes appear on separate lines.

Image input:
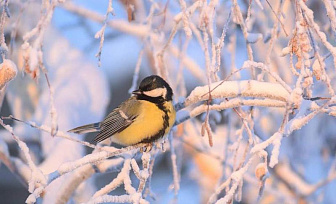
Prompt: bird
<box><xmin>68</xmin><ymin>75</ymin><xmax>176</xmax><ymax>147</ymax></box>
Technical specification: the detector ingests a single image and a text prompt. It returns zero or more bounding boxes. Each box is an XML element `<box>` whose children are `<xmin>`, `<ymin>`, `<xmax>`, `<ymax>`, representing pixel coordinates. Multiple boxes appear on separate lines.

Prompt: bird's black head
<box><xmin>132</xmin><ymin>75</ymin><xmax>173</xmax><ymax>102</ymax></box>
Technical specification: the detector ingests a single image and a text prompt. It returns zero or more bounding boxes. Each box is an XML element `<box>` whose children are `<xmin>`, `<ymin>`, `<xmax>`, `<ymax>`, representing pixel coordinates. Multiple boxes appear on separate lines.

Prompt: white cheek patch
<box><xmin>143</xmin><ymin>88</ymin><xmax>167</xmax><ymax>98</ymax></box>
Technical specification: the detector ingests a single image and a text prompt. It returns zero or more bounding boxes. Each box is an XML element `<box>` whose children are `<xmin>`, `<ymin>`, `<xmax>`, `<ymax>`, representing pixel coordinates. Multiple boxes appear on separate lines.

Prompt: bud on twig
<box><xmin>0</xmin><ymin>59</ymin><xmax>17</xmax><ymax>90</ymax></box>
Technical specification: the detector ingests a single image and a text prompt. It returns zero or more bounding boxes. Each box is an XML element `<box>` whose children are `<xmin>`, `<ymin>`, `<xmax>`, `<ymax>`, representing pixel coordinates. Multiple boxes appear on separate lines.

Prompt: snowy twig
<box><xmin>169</xmin><ymin>133</ymin><xmax>180</xmax><ymax>197</ymax></box>
<box><xmin>55</xmin><ymin>164</ymin><xmax>95</xmax><ymax>203</ymax></box>
<box><xmin>0</xmin><ymin>0</ymin><xmax>9</xmax><ymax>60</ymax></box>
<box><xmin>92</xmin><ymin>158</ymin><xmax>133</xmax><ymax>199</ymax></box>
<box><xmin>232</xmin><ymin>0</ymin><xmax>254</xmax><ymax>63</ymax></box>
<box><xmin>208</xmin><ymin>155</ymin><xmax>256</xmax><ymax>204</ymax></box>
<box><xmin>44</xmin><ymin>75</ymin><xmax>58</xmax><ymax>137</ymax></box>
<box><xmin>95</xmin><ymin>0</ymin><xmax>114</xmax><ymax>67</ymax></box>
<box><xmin>0</xmin><ymin>119</ymin><xmax>46</xmax><ymax>203</ymax></box>
<box><xmin>137</xmin><ymin>152</ymin><xmax>151</xmax><ymax>193</ymax></box>
<box><xmin>298</xmin><ymin>0</ymin><xmax>336</xmax><ymax>68</ymax></box>
<box><xmin>242</xmin><ymin>61</ymin><xmax>292</xmax><ymax>93</ymax></box>
<box><xmin>251</xmin><ymin>100</ymin><xmax>330</xmax><ymax>168</ymax></box>
<box><xmin>47</xmin><ymin>146</ymin><xmax>140</xmax><ymax>182</ymax></box>
<box><xmin>128</xmin><ymin>48</ymin><xmax>144</xmax><ymax>94</ymax></box>
<box><xmin>274</xmin><ymin>162</ymin><xmax>336</xmax><ymax>197</ymax></box>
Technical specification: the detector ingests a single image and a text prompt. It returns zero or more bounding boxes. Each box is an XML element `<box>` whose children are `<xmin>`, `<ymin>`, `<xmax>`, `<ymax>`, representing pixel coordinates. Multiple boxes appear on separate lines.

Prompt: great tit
<box><xmin>68</xmin><ymin>75</ymin><xmax>176</xmax><ymax>146</ymax></box>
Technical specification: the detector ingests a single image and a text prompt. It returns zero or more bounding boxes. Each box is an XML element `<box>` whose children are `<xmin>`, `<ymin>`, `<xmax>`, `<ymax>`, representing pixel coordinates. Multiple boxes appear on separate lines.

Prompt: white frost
<box><xmin>269</xmin><ymin>133</ymin><xmax>283</xmax><ymax>168</ymax></box>
<box><xmin>185</xmin><ymin>80</ymin><xmax>289</xmax><ymax>107</ymax></box>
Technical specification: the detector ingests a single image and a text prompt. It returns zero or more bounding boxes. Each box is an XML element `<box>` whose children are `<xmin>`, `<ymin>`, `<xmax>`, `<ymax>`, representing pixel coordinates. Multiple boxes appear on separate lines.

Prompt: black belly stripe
<box><xmin>140</xmin><ymin>103</ymin><xmax>170</xmax><ymax>144</ymax></box>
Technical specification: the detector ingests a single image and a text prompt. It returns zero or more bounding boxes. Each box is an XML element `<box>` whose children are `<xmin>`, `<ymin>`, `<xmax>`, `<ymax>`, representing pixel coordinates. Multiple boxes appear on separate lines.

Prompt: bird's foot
<box><xmin>140</xmin><ymin>143</ymin><xmax>153</xmax><ymax>153</ymax></box>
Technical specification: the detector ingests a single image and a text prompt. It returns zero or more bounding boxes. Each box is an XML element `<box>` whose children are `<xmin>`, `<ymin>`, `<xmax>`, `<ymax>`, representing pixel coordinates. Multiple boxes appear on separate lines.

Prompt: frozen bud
<box><xmin>330</xmin><ymin>102</ymin><xmax>336</xmax><ymax>115</ymax></box>
<box><xmin>95</xmin><ymin>27</ymin><xmax>104</xmax><ymax>39</ymax></box>
<box><xmin>255</xmin><ymin>163</ymin><xmax>268</xmax><ymax>180</ymax></box>
<box><xmin>289</xmin><ymin>88</ymin><xmax>303</xmax><ymax>108</ymax></box>
<box><xmin>22</xmin><ymin>46</ymin><xmax>40</xmax><ymax>80</ymax></box>
<box><xmin>0</xmin><ymin>59</ymin><xmax>18</xmax><ymax>89</ymax></box>
<box><xmin>302</xmin><ymin>76</ymin><xmax>313</xmax><ymax>88</ymax></box>
<box><xmin>281</xmin><ymin>46</ymin><xmax>291</xmax><ymax>56</ymax></box>
<box><xmin>312</xmin><ymin>59</ymin><xmax>323</xmax><ymax>80</ymax></box>
<box><xmin>295</xmin><ymin>60</ymin><xmax>302</xmax><ymax>69</ymax></box>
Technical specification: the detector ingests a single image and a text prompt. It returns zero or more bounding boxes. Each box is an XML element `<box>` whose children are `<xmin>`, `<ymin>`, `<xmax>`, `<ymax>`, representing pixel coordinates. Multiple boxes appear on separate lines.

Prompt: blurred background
<box><xmin>1</xmin><ymin>0</ymin><xmax>336</xmax><ymax>203</ymax></box>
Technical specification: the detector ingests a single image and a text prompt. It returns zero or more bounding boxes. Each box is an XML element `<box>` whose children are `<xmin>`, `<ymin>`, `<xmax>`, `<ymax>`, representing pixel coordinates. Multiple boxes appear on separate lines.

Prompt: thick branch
<box><xmin>184</xmin><ymin>80</ymin><xmax>289</xmax><ymax>107</ymax></box>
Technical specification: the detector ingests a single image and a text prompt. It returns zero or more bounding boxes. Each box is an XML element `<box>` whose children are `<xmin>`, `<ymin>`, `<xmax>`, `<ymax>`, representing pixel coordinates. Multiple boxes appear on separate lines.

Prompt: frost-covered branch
<box><xmin>0</xmin><ymin>119</ymin><xmax>46</xmax><ymax>203</ymax></box>
<box><xmin>274</xmin><ymin>162</ymin><xmax>336</xmax><ymax>197</ymax></box>
<box><xmin>208</xmin><ymin>155</ymin><xmax>256</xmax><ymax>204</ymax></box>
<box><xmin>3</xmin><ymin>0</ymin><xmax>336</xmax><ymax>203</ymax></box>
<box><xmin>95</xmin><ymin>0</ymin><xmax>114</xmax><ymax>66</ymax></box>
<box><xmin>298</xmin><ymin>0</ymin><xmax>336</xmax><ymax>68</ymax></box>
<box><xmin>184</xmin><ymin>80</ymin><xmax>289</xmax><ymax>107</ymax></box>
<box><xmin>169</xmin><ymin>133</ymin><xmax>180</xmax><ymax>197</ymax></box>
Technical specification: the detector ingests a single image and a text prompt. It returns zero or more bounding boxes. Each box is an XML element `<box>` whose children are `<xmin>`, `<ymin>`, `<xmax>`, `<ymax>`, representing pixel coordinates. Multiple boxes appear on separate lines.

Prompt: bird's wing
<box><xmin>68</xmin><ymin>122</ymin><xmax>101</xmax><ymax>134</ymax></box>
<box><xmin>92</xmin><ymin>97</ymin><xmax>139</xmax><ymax>144</ymax></box>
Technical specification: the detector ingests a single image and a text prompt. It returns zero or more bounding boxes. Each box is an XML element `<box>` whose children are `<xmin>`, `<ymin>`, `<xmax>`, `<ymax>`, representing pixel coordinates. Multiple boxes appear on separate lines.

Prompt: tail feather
<box><xmin>68</xmin><ymin>122</ymin><xmax>101</xmax><ymax>134</ymax></box>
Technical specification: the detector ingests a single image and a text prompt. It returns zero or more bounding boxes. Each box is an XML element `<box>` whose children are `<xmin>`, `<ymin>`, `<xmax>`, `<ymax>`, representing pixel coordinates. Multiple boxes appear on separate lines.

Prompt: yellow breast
<box><xmin>112</xmin><ymin>100</ymin><xmax>175</xmax><ymax>146</ymax></box>
<box><xmin>165</xmin><ymin>101</ymin><xmax>176</xmax><ymax>134</ymax></box>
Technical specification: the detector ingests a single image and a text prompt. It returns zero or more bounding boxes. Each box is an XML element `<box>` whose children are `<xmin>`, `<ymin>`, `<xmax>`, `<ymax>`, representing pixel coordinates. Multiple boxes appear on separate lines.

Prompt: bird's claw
<box><xmin>140</xmin><ymin>143</ymin><xmax>153</xmax><ymax>153</ymax></box>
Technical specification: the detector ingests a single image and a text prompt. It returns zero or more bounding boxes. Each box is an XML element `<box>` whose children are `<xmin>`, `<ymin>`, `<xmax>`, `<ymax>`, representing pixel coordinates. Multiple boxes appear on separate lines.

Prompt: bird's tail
<box><xmin>68</xmin><ymin>122</ymin><xmax>101</xmax><ymax>134</ymax></box>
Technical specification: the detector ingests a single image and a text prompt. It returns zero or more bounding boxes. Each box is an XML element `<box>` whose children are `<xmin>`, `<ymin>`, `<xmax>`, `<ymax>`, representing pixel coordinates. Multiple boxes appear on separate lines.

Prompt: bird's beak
<box><xmin>132</xmin><ymin>89</ymin><xmax>141</xmax><ymax>95</ymax></box>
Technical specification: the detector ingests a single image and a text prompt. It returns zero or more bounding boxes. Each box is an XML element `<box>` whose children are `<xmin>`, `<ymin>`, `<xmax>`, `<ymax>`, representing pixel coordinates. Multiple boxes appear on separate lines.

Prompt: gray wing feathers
<box><xmin>69</xmin><ymin>97</ymin><xmax>139</xmax><ymax>144</ymax></box>
<box><xmin>92</xmin><ymin>108</ymin><xmax>136</xmax><ymax>144</ymax></box>
<box><xmin>68</xmin><ymin>122</ymin><xmax>101</xmax><ymax>134</ymax></box>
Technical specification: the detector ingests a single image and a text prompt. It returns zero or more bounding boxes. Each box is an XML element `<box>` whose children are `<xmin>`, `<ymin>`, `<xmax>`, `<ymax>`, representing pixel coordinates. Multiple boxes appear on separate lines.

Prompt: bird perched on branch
<box><xmin>68</xmin><ymin>75</ymin><xmax>176</xmax><ymax>147</ymax></box>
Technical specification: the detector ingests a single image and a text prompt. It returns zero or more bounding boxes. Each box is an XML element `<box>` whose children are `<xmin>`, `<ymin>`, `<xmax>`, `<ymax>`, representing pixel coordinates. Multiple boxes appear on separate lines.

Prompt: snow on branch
<box><xmin>0</xmin><ymin>120</ymin><xmax>46</xmax><ymax>203</ymax></box>
<box><xmin>95</xmin><ymin>0</ymin><xmax>114</xmax><ymax>67</ymax></box>
<box><xmin>184</xmin><ymin>80</ymin><xmax>289</xmax><ymax>107</ymax></box>
<box><xmin>22</xmin><ymin>0</ymin><xmax>61</xmax><ymax>79</ymax></box>
<box><xmin>190</xmin><ymin>98</ymin><xmax>286</xmax><ymax>118</ymax></box>
<box><xmin>3</xmin><ymin>0</ymin><xmax>336</xmax><ymax>203</ymax></box>
<box><xmin>274</xmin><ymin>162</ymin><xmax>336</xmax><ymax>197</ymax></box>
<box><xmin>298</xmin><ymin>0</ymin><xmax>336</xmax><ymax>67</ymax></box>
<box><xmin>87</xmin><ymin>152</ymin><xmax>152</xmax><ymax>204</ymax></box>
<box><xmin>208</xmin><ymin>156</ymin><xmax>255</xmax><ymax>204</ymax></box>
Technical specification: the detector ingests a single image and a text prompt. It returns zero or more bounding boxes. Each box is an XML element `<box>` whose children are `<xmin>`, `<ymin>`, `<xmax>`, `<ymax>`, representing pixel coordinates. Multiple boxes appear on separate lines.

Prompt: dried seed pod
<box><xmin>255</xmin><ymin>163</ymin><xmax>268</xmax><ymax>181</ymax></box>
<box><xmin>0</xmin><ymin>59</ymin><xmax>18</xmax><ymax>89</ymax></box>
<box><xmin>312</xmin><ymin>59</ymin><xmax>323</xmax><ymax>80</ymax></box>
